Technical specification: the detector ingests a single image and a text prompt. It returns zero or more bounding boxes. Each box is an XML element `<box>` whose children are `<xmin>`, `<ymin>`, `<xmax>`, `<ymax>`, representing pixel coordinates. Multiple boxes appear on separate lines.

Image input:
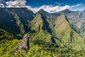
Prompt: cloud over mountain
<box><xmin>0</xmin><ymin>0</ymin><xmax>83</xmax><ymax>13</ymax></box>
<box><xmin>26</xmin><ymin>4</ymin><xmax>82</xmax><ymax>13</ymax></box>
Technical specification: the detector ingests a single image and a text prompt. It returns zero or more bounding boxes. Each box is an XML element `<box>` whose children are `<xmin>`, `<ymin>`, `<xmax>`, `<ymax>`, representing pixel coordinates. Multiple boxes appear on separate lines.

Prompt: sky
<box><xmin>1</xmin><ymin>0</ymin><xmax>85</xmax><ymax>13</ymax></box>
<box><xmin>27</xmin><ymin>0</ymin><xmax>85</xmax><ymax>7</ymax></box>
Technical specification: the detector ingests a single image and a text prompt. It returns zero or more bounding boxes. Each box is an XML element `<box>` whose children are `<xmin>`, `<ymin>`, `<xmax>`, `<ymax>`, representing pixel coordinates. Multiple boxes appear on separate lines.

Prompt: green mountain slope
<box><xmin>0</xmin><ymin>29</ymin><xmax>19</xmax><ymax>57</ymax></box>
<box><xmin>52</xmin><ymin>13</ymin><xmax>85</xmax><ymax>50</ymax></box>
<box><xmin>29</xmin><ymin>13</ymin><xmax>43</xmax><ymax>32</ymax></box>
<box><xmin>29</xmin><ymin>13</ymin><xmax>51</xmax><ymax>43</ymax></box>
<box><xmin>1</xmin><ymin>12</ymin><xmax>85</xmax><ymax>57</ymax></box>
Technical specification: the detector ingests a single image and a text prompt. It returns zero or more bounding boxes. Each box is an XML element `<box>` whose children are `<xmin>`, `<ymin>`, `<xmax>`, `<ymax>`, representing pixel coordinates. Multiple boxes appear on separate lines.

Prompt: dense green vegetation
<box><xmin>1</xmin><ymin>12</ymin><xmax>85</xmax><ymax>57</ymax></box>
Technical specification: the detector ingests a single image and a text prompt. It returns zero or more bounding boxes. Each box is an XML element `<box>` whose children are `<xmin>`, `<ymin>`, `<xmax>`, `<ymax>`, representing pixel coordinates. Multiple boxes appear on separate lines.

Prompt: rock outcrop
<box><xmin>18</xmin><ymin>34</ymin><xmax>29</xmax><ymax>52</ymax></box>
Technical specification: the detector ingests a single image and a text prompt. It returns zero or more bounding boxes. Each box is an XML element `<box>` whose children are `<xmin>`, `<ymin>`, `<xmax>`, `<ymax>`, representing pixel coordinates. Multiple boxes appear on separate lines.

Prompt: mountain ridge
<box><xmin>0</xmin><ymin>8</ymin><xmax>85</xmax><ymax>57</ymax></box>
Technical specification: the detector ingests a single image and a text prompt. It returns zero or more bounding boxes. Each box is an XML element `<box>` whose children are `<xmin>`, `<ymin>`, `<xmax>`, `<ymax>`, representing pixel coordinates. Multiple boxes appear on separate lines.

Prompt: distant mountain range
<box><xmin>0</xmin><ymin>7</ymin><xmax>85</xmax><ymax>56</ymax></box>
<box><xmin>0</xmin><ymin>8</ymin><xmax>85</xmax><ymax>36</ymax></box>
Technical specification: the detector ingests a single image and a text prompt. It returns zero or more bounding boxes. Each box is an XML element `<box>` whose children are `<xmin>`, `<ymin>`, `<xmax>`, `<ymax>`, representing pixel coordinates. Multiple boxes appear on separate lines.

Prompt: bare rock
<box><xmin>18</xmin><ymin>34</ymin><xmax>29</xmax><ymax>52</ymax></box>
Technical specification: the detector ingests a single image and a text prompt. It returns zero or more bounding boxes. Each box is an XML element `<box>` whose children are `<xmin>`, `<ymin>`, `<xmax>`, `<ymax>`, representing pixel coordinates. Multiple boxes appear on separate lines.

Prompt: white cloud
<box><xmin>72</xmin><ymin>4</ymin><xmax>82</xmax><ymax>7</ymax></box>
<box><xmin>26</xmin><ymin>4</ymin><xmax>82</xmax><ymax>13</ymax></box>
<box><xmin>0</xmin><ymin>0</ymin><xmax>83</xmax><ymax>13</ymax></box>
<box><xmin>6</xmin><ymin>0</ymin><xmax>26</xmax><ymax>7</ymax></box>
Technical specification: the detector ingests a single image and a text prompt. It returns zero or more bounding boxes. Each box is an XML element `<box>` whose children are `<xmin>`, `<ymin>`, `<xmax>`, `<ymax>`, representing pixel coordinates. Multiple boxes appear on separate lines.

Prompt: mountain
<box><xmin>29</xmin><ymin>13</ymin><xmax>43</xmax><ymax>32</ymax></box>
<box><xmin>29</xmin><ymin>12</ymin><xmax>85</xmax><ymax>50</ymax></box>
<box><xmin>38</xmin><ymin>9</ymin><xmax>74</xmax><ymax>17</ymax></box>
<box><xmin>80</xmin><ymin>9</ymin><xmax>85</xmax><ymax>18</ymax></box>
<box><xmin>38</xmin><ymin>9</ymin><xmax>49</xmax><ymax>16</ymax></box>
<box><xmin>63</xmin><ymin>9</ymin><xmax>85</xmax><ymax>38</ymax></box>
<box><xmin>0</xmin><ymin>8</ymin><xmax>34</xmax><ymax>36</ymax></box>
<box><xmin>38</xmin><ymin>9</ymin><xmax>60</xmax><ymax>19</ymax></box>
<box><xmin>49</xmin><ymin>13</ymin><xmax>85</xmax><ymax>50</ymax></box>
<box><xmin>60</xmin><ymin>9</ymin><xmax>74</xmax><ymax>13</ymax></box>
<box><xmin>0</xmin><ymin>8</ymin><xmax>85</xmax><ymax>57</ymax></box>
<box><xmin>38</xmin><ymin>9</ymin><xmax>85</xmax><ymax>38</ymax></box>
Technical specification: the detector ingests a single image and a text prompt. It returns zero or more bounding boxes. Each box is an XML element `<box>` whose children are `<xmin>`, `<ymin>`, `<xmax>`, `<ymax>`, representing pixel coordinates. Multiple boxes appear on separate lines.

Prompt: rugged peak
<box><xmin>38</xmin><ymin>9</ymin><xmax>49</xmax><ymax>13</ymax></box>
<box><xmin>60</xmin><ymin>9</ymin><xmax>74</xmax><ymax>13</ymax></box>
<box><xmin>30</xmin><ymin>13</ymin><xmax>43</xmax><ymax>32</ymax></box>
<box><xmin>82</xmin><ymin>9</ymin><xmax>85</xmax><ymax>12</ymax></box>
<box><xmin>35</xmin><ymin>13</ymin><xmax>42</xmax><ymax>18</ymax></box>
<box><xmin>37</xmin><ymin>9</ymin><xmax>50</xmax><ymax>16</ymax></box>
<box><xmin>52</xmin><ymin>14</ymin><xmax>85</xmax><ymax>50</ymax></box>
<box><xmin>53</xmin><ymin>13</ymin><xmax>71</xmax><ymax>36</ymax></box>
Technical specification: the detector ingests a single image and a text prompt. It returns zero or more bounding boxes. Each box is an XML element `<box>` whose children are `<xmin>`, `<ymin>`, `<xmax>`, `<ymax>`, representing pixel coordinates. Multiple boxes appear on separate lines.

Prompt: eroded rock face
<box><xmin>18</xmin><ymin>34</ymin><xmax>29</xmax><ymax>52</ymax></box>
